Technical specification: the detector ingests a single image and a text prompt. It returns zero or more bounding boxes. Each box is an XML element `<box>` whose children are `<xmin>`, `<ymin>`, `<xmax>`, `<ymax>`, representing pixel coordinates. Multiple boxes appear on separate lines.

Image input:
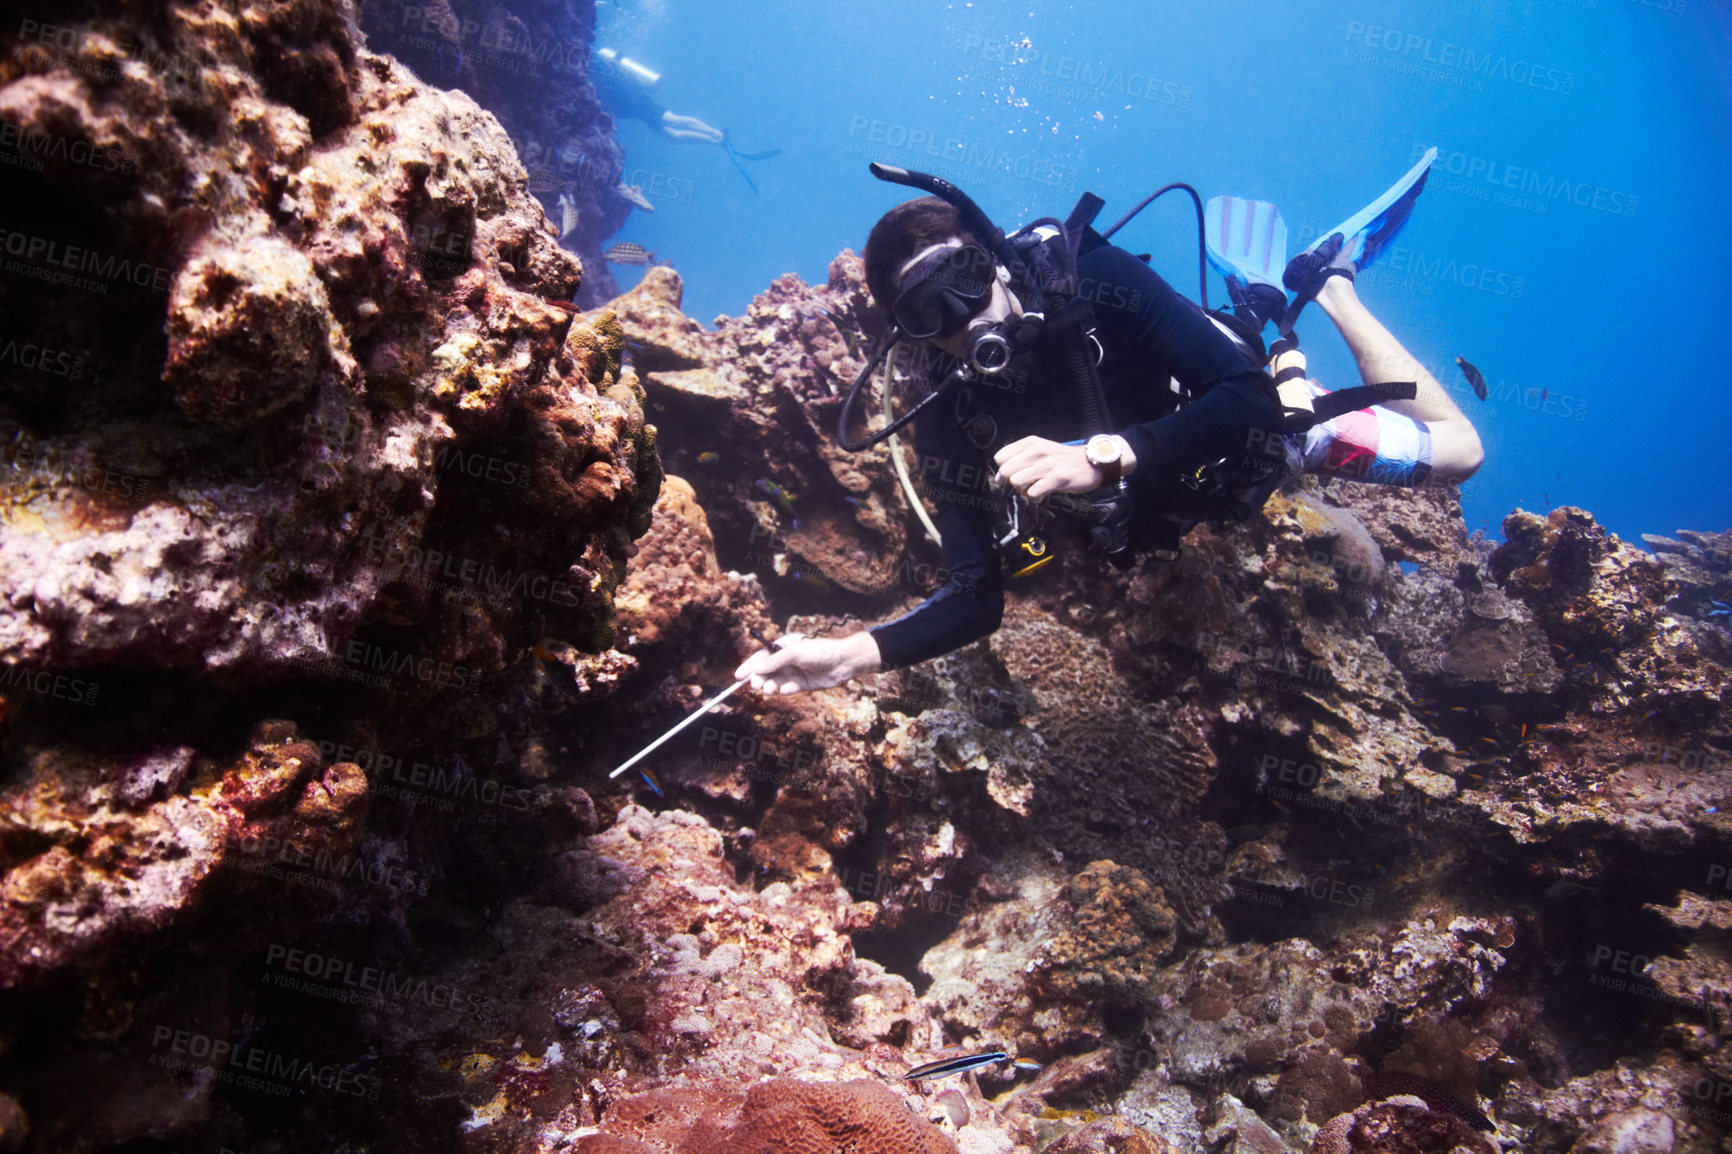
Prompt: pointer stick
<box><xmin>609</xmin><ymin>636</ymin><xmax>797</xmax><ymax>780</ymax></box>
<box><xmin>609</xmin><ymin>676</ymin><xmax>749</xmax><ymax>779</ymax></box>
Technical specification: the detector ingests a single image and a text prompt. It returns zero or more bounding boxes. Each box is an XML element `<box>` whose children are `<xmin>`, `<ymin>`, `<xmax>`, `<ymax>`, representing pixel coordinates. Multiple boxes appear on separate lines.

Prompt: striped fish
<box><xmin>902</xmin><ymin>1050</ymin><xmax>1009</xmax><ymax>1081</ymax></box>
<box><xmin>603</xmin><ymin>242</ymin><xmax>658</xmax><ymax>267</ymax></box>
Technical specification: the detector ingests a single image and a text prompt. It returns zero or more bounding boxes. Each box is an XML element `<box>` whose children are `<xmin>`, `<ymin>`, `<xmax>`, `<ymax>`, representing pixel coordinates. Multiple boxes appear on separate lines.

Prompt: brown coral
<box><xmin>576</xmin><ymin>1079</ymin><xmax>958</xmax><ymax>1154</ymax></box>
<box><xmin>1038</xmin><ymin>861</ymin><xmax>1179</xmax><ymax>1003</ymax></box>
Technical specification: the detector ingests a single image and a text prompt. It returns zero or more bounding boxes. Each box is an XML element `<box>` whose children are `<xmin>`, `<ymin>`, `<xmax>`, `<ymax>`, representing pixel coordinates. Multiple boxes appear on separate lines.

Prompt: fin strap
<box><xmin>1283</xmin><ymin>381</ymin><xmax>1417</xmax><ymax>432</ymax></box>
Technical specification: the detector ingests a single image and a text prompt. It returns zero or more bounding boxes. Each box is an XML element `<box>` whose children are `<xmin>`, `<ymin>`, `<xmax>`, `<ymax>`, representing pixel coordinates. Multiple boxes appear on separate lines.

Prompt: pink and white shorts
<box><xmin>1285</xmin><ymin>380</ymin><xmax>1434</xmax><ymax>487</ymax></box>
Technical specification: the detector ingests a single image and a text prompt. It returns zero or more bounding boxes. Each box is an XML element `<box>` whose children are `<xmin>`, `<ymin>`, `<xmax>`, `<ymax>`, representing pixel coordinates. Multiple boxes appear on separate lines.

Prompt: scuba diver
<box><xmin>736</xmin><ymin>151</ymin><xmax>1480</xmax><ymax>695</ymax></box>
<box><xmin>591</xmin><ymin>47</ymin><xmax>780</xmax><ymax>190</ymax></box>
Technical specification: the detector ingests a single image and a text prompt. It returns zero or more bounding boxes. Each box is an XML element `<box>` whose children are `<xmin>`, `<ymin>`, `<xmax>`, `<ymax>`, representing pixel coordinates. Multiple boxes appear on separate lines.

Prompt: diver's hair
<box><xmin>863</xmin><ymin>197</ymin><xmax>981</xmax><ymax>311</ymax></box>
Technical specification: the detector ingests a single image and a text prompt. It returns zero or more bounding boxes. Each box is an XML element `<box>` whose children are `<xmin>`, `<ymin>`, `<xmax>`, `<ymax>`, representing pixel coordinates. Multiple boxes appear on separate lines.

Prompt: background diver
<box><xmin>590</xmin><ymin>47</ymin><xmax>780</xmax><ymax>191</ymax></box>
<box><xmin>736</xmin><ymin>150</ymin><xmax>1483</xmax><ymax>696</ymax></box>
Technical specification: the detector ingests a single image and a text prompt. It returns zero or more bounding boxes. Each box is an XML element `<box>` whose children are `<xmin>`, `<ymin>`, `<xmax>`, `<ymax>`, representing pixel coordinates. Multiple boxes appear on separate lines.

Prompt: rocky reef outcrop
<box><xmin>355</xmin><ymin>0</ymin><xmax>632</xmax><ymax>307</ymax></box>
<box><xmin>0</xmin><ymin>0</ymin><xmax>659</xmax><ymax>1147</ymax></box>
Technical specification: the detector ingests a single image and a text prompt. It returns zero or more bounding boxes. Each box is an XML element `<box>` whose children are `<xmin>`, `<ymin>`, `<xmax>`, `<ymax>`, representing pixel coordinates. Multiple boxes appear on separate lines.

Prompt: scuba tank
<box><xmin>594</xmin><ymin>48</ymin><xmax>660</xmax><ymax>88</ymax></box>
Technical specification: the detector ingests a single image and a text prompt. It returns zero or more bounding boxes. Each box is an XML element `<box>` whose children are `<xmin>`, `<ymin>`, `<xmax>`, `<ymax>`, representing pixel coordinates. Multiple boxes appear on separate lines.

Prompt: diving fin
<box><xmin>1302</xmin><ymin>146</ymin><xmax>1436</xmax><ymax>273</ymax></box>
<box><xmin>1205</xmin><ymin>195</ymin><xmax>1290</xmax><ymax>331</ymax></box>
<box><xmin>724</xmin><ymin>139</ymin><xmax>759</xmax><ymax>193</ymax></box>
<box><xmin>1206</xmin><ymin>196</ymin><xmax>1288</xmax><ymax>290</ymax></box>
<box><xmin>1279</xmin><ymin>147</ymin><xmax>1437</xmax><ymax>335</ymax></box>
<box><xmin>722</xmin><ymin>133</ymin><xmax>778</xmax><ymax>193</ymax></box>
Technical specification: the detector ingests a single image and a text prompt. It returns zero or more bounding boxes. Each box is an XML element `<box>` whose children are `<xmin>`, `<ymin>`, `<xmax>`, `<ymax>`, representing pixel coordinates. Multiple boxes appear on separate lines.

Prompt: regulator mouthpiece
<box><xmin>969</xmin><ymin>329</ymin><xmax>1013</xmax><ymax>375</ymax></box>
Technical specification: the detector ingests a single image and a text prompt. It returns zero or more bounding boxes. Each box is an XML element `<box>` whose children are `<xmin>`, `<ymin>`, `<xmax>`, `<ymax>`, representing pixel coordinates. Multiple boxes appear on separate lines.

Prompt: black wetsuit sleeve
<box><xmin>868</xmin><ymin>422</ymin><xmax>1004</xmax><ymax>669</ymax></box>
<box><xmin>1084</xmin><ymin>245</ymin><xmax>1283</xmax><ymax>494</ymax></box>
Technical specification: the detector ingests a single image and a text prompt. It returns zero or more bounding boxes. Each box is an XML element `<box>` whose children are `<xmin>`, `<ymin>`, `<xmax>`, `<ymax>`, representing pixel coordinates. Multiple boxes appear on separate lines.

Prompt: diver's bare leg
<box><xmin>1313</xmin><ymin>276</ymin><xmax>1483</xmax><ymax>480</ymax></box>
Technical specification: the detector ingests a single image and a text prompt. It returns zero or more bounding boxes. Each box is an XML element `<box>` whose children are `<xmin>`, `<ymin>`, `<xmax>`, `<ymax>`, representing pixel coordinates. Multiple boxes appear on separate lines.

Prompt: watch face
<box><xmin>1087</xmin><ymin>435</ymin><xmax>1118</xmax><ymax>465</ymax></box>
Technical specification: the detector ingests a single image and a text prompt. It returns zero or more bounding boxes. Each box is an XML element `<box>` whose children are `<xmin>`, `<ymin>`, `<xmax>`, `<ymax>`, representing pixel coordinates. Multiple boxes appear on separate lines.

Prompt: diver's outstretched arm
<box><xmin>1311</xmin><ymin>276</ymin><xmax>1484</xmax><ymax>481</ymax></box>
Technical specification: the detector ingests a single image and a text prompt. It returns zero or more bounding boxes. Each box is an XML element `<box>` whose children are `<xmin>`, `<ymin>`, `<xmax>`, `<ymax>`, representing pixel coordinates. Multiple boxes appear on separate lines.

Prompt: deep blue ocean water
<box><xmin>595</xmin><ymin>0</ymin><xmax>1731</xmax><ymax>546</ymax></box>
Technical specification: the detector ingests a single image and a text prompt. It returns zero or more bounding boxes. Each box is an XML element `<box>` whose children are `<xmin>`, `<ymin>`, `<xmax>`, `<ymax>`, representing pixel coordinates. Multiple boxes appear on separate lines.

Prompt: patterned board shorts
<box><xmin>1285</xmin><ymin>380</ymin><xmax>1434</xmax><ymax>488</ymax></box>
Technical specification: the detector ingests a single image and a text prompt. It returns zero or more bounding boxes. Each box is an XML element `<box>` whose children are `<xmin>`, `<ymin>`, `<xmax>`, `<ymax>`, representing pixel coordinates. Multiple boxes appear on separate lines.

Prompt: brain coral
<box><xmin>577</xmin><ymin>1078</ymin><xmax>957</xmax><ymax>1154</ymax></box>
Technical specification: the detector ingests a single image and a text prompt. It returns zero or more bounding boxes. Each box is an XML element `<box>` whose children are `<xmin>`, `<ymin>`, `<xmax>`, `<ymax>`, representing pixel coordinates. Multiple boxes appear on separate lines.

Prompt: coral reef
<box><xmin>0</xmin><ymin>6</ymin><xmax>1727</xmax><ymax>1146</ymax></box>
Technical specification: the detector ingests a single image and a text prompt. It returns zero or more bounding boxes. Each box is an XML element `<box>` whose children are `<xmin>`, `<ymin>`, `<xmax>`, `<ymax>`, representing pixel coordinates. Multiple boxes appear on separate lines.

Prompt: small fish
<box><xmin>1091</xmin><ymin>110</ymin><xmax>1104</xmax><ymax>121</ymax></box>
<box><xmin>1456</xmin><ymin>356</ymin><xmax>1488</xmax><ymax>401</ymax></box>
<box><xmin>617</xmin><ymin>183</ymin><xmax>655</xmax><ymax>212</ymax></box>
<box><xmin>697</xmin><ymin>451</ymin><xmax>720</xmax><ymax>465</ymax></box>
<box><xmin>603</xmin><ymin>242</ymin><xmax>658</xmax><ymax>267</ymax></box>
<box><xmin>557</xmin><ymin>191</ymin><xmax>580</xmax><ymax>242</ymax></box>
<box><xmin>530</xmin><ymin>638</ymin><xmax>557</xmax><ymax>675</ymax></box>
<box><xmin>902</xmin><ymin>1050</ymin><xmax>1010</xmax><ymax>1081</ymax></box>
<box><xmin>1010</xmin><ymin>1059</ymin><xmax>1042</xmax><ymax>1072</ymax></box>
<box><xmin>793</xmin><ymin>570</ymin><xmax>833</xmax><ymax>593</ymax></box>
<box><xmin>1705</xmin><ymin>600</ymin><xmax>1732</xmax><ymax>621</ymax></box>
<box><xmin>1364</xmin><ymin>1070</ymin><xmax>1494</xmax><ymax>1132</ymax></box>
<box><xmin>843</xmin><ymin>494</ymin><xmax>868</xmax><ymax>510</ymax></box>
<box><xmin>755</xmin><ymin>477</ymin><xmax>799</xmax><ymax>530</ymax></box>
<box><xmin>822</xmin><ymin>308</ymin><xmax>863</xmax><ymax>359</ymax></box>
<box><xmin>1543</xmin><ymin>880</ymin><xmax>1598</xmax><ymax>902</ymax></box>
<box><xmin>638</xmin><ymin>768</ymin><xmax>662</xmax><ymax>796</ymax></box>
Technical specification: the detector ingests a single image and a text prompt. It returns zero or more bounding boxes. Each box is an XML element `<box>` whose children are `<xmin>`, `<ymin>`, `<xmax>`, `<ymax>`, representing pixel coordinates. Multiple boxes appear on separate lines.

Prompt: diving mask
<box><xmin>891</xmin><ymin>243</ymin><xmax>998</xmax><ymax>340</ymax></box>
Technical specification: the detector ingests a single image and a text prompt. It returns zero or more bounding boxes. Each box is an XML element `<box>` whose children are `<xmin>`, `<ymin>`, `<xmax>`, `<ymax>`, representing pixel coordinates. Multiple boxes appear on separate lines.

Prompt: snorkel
<box><xmin>835</xmin><ymin>164</ymin><xmax>1049</xmax><ymax>452</ymax></box>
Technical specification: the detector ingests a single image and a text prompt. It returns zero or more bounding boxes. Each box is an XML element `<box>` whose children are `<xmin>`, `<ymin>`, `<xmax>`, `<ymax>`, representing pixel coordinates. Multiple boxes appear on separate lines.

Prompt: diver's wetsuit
<box><xmin>869</xmin><ymin>230</ymin><xmax>1282</xmax><ymax>669</ymax></box>
<box><xmin>592</xmin><ymin>56</ymin><xmax>667</xmax><ymax>129</ymax></box>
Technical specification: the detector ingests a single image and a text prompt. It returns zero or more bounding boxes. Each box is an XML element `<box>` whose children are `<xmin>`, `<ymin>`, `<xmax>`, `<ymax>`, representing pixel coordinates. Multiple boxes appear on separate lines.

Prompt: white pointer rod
<box><xmin>608</xmin><ymin>676</ymin><xmax>749</xmax><ymax>779</ymax></box>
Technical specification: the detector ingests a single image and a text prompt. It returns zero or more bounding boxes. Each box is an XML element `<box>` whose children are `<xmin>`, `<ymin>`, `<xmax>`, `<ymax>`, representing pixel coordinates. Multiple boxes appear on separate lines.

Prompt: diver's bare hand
<box><xmin>734</xmin><ymin>632</ymin><xmax>882</xmax><ymax>695</ymax></box>
<box><xmin>993</xmin><ymin>436</ymin><xmax>1107</xmax><ymax>500</ymax></box>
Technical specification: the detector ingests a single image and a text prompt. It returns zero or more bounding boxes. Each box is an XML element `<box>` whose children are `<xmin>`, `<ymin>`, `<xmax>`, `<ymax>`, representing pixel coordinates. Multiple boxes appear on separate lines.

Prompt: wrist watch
<box><xmin>1084</xmin><ymin>434</ymin><xmax>1124</xmax><ymax>486</ymax></box>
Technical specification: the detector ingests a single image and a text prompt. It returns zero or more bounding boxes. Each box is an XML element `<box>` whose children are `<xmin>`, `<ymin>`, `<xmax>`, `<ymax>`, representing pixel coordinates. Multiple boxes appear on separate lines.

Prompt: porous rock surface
<box><xmin>356</xmin><ymin>0</ymin><xmax>633</xmax><ymax>306</ymax></box>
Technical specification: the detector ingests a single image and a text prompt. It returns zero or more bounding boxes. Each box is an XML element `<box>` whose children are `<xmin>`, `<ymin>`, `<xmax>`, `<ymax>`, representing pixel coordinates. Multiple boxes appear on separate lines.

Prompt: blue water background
<box><xmin>594</xmin><ymin>0</ymin><xmax>1732</xmax><ymax>544</ymax></box>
